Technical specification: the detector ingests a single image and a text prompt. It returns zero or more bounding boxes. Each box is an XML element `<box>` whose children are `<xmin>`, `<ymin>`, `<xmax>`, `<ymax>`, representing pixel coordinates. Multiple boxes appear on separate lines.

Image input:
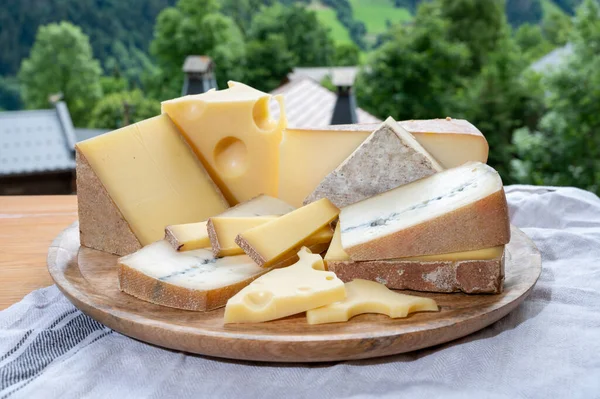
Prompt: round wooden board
<box><xmin>47</xmin><ymin>223</ymin><xmax>541</xmax><ymax>363</ymax></box>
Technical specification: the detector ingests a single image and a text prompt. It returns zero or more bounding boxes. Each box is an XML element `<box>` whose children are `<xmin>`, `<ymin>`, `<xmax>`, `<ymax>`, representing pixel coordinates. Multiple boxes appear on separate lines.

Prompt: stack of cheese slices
<box><xmin>75</xmin><ymin>82</ymin><xmax>510</xmax><ymax>325</ymax></box>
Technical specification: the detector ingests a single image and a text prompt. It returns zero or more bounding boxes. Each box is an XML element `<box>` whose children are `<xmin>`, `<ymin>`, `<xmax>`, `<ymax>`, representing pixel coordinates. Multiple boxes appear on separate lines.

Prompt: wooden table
<box><xmin>0</xmin><ymin>195</ymin><xmax>77</xmax><ymax>310</ymax></box>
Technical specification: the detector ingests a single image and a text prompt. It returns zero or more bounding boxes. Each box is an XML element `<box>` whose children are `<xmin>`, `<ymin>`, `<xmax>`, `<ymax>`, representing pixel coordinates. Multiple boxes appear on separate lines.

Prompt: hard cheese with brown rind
<box><xmin>306</xmin><ymin>279</ymin><xmax>438</xmax><ymax>325</ymax></box>
<box><xmin>304</xmin><ymin>117</ymin><xmax>443</xmax><ymax>208</ymax></box>
<box><xmin>224</xmin><ymin>247</ymin><xmax>345</xmax><ymax>323</ymax></box>
<box><xmin>339</xmin><ymin>162</ymin><xmax>510</xmax><ymax>260</ymax></box>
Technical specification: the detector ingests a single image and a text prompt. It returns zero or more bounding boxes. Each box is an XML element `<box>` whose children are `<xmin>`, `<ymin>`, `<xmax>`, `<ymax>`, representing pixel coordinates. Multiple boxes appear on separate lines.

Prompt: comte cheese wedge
<box><xmin>76</xmin><ymin>115</ymin><xmax>229</xmax><ymax>256</ymax></box>
<box><xmin>235</xmin><ymin>198</ymin><xmax>340</xmax><ymax>267</ymax></box>
<box><xmin>304</xmin><ymin>117</ymin><xmax>443</xmax><ymax>208</ymax></box>
<box><xmin>339</xmin><ymin>162</ymin><xmax>510</xmax><ymax>260</ymax></box>
<box><xmin>224</xmin><ymin>247</ymin><xmax>345</xmax><ymax>323</ymax></box>
<box><xmin>162</xmin><ymin>82</ymin><xmax>286</xmax><ymax>205</ymax></box>
<box><xmin>326</xmin><ymin>223</ymin><xmax>505</xmax><ymax>294</ymax></box>
<box><xmin>165</xmin><ymin>195</ymin><xmax>295</xmax><ymax>251</ymax></box>
<box><xmin>279</xmin><ymin>118</ymin><xmax>488</xmax><ymax>207</ymax></box>
<box><xmin>306</xmin><ymin>279</ymin><xmax>438</xmax><ymax>325</ymax></box>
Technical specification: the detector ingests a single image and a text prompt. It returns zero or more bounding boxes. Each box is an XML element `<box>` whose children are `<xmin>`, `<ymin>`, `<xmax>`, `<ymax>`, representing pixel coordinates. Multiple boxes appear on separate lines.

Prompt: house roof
<box><xmin>0</xmin><ymin>106</ymin><xmax>76</xmax><ymax>176</ymax></box>
<box><xmin>531</xmin><ymin>43</ymin><xmax>574</xmax><ymax>73</ymax></box>
<box><xmin>288</xmin><ymin>67</ymin><xmax>359</xmax><ymax>84</ymax></box>
<box><xmin>182</xmin><ymin>56</ymin><xmax>214</xmax><ymax>73</ymax></box>
<box><xmin>269</xmin><ymin>76</ymin><xmax>381</xmax><ymax>128</ymax></box>
<box><xmin>75</xmin><ymin>128</ymin><xmax>109</xmax><ymax>142</ymax></box>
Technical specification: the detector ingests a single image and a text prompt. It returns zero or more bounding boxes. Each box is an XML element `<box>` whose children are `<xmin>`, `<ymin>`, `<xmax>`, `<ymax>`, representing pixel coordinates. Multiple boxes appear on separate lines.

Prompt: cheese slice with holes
<box><xmin>340</xmin><ymin>162</ymin><xmax>510</xmax><ymax>260</ymax></box>
<box><xmin>165</xmin><ymin>195</ymin><xmax>295</xmax><ymax>251</ymax></box>
<box><xmin>162</xmin><ymin>82</ymin><xmax>286</xmax><ymax>205</ymax></box>
<box><xmin>304</xmin><ymin>117</ymin><xmax>443</xmax><ymax>207</ymax></box>
<box><xmin>306</xmin><ymin>279</ymin><xmax>438</xmax><ymax>324</ymax></box>
<box><xmin>235</xmin><ymin>198</ymin><xmax>339</xmax><ymax>267</ymax></box>
<box><xmin>224</xmin><ymin>247</ymin><xmax>345</xmax><ymax>323</ymax></box>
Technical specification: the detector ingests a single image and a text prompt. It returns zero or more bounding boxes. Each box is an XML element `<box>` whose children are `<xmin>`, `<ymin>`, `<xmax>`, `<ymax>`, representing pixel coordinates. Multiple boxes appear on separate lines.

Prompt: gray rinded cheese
<box><xmin>303</xmin><ymin>117</ymin><xmax>443</xmax><ymax>208</ymax></box>
<box><xmin>339</xmin><ymin>162</ymin><xmax>511</xmax><ymax>260</ymax></box>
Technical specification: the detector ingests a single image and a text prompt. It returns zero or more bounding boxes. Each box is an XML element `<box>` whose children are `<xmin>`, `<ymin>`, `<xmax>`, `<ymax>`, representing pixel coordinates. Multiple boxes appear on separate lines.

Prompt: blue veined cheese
<box><xmin>118</xmin><ymin>240</ymin><xmax>271</xmax><ymax>311</ymax></box>
<box><xmin>339</xmin><ymin>162</ymin><xmax>510</xmax><ymax>261</ymax></box>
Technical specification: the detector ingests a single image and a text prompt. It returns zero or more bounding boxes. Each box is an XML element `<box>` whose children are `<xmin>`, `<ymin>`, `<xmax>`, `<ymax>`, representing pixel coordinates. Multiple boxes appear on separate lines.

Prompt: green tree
<box><xmin>88</xmin><ymin>89</ymin><xmax>160</xmax><ymax>129</ymax></box>
<box><xmin>542</xmin><ymin>8</ymin><xmax>574</xmax><ymax>46</ymax></box>
<box><xmin>515</xmin><ymin>23</ymin><xmax>554</xmax><ymax>62</ymax></box>
<box><xmin>0</xmin><ymin>76</ymin><xmax>22</xmax><ymax>110</ymax></box>
<box><xmin>150</xmin><ymin>0</ymin><xmax>246</xmax><ymax>98</ymax></box>
<box><xmin>18</xmin><ymin>22</ymin><xmax>102</xmax><ymax>126</ymax></box>
<box><xmin>333</xmin><ymin>43</ymin><xmax>361</xmax><ymax>66</ymax></box>
<box><xmin>511</xmin><ymin>0</ymin><xmax>600</xmax><ymax>193</ymax></box>
<box><xmin>244</xmin><ymin>34</ymin><xmax>295</xmax><ymax>92</ymax></box>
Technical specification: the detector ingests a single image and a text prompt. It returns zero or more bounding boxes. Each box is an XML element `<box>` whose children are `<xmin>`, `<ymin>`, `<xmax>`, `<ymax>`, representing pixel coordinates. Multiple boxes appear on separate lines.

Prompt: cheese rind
<box><xmin>340</xmin><ymin>162</ymin><xmax>510</xmax><ymax>260</ymax></box>
<box><xmin>224</xmin><ymin>247</ymin><xmax>345</xmax><ymax>323</ymax></box>
<box><xmin>162</xmin><ymin>82</ymin><xmax>286</xmax><ymax>205</ymax></box>
<box><xmin>306</xmin><ymin>279</ymin><xmax>438</xmax><ymax>324</ymax></box>
<box><xmin>304</xmin><ymin>117</ymin><xmax>443</xmax><ymax>207</ymax></box>
<box><xmin>235</xmin><ymin>198</ymin><xmax>340</xmax><ymax>267</ymax></box>
<box><xmin>117</xmin><ymin>240</ymin><xmax>272</xmax><ymax>311</ymax></box>
<box><xmin>278</xmin><ymin>119</ymin><xmax>488</xmax><ymax>207</ymax></box>
<box><xmin>76</xmin><ymin>115</ymin><xmax>229</xmax><ymax>255</ymax></box>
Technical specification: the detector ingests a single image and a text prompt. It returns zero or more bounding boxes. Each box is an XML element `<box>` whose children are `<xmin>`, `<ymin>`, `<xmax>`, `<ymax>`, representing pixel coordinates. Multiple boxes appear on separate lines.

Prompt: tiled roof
<box><xmin>288</xmin><ymin>67</ymin><xmax>358</xmax><ymax>84</ymax></box>
<box><xmin>269</xmin><ymin>77</ymin><xmax>381</xmax><ymax>128</ymax></box>
<box><xmin>531</xmin><ymin>43</ymin><xmax>573</xmax><ymax>73</ymax></box>
<box><xmin>0</xmin><ymin>107</ymin><xmax>75</xmax><ymax>176</ymax></box>
<box><xmin>182</xmin><ymin>56</ymin><xmax>214</xmax><ymax>73</ymax></box>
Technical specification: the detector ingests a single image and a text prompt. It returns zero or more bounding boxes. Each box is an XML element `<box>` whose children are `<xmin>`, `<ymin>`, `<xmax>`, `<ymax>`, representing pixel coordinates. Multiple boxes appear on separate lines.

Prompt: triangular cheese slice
<box><xmin>304</xmin><ymin>117</ymin><xmax>443</xmax><ymax>208</ymax></box>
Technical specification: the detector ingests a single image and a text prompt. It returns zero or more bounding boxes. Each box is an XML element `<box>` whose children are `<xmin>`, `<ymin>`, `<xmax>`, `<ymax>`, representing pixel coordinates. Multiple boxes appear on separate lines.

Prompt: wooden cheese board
<box><xmin>47</xmin><ymin>223</ymin><xmax>541</xmax><ymax>363</ymax></box>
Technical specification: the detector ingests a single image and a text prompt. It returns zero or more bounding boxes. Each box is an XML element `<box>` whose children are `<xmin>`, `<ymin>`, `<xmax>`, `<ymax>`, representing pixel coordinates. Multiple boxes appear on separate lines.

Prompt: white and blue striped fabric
<box><xmin>1</xmin><ymin>185</ymin><xmax>599</xmax><ymax>398</ymax></box>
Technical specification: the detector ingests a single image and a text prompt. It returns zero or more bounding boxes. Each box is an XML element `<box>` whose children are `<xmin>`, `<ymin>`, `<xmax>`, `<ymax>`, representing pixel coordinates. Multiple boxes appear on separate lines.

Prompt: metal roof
<box><xmin>288</xmin><ymin>67</ymin><xmax>359</xmax><ymax>84</ymax></box>
<box><xmin>75</xmin><ymin>128</ymin><xmax>109</xmax><ymax>142</ymax></box>
<box><xmin>269</xmin><ymin>77</ymin><xmax>381</xmax><ymax>128</ymax></box>
<box><xmin>0</xmin><ymin>107</ymin><xmax>76</xmax><ymax>176</ymax></box>
<box><xmin>531</xmin><ymin>43</ymin><xmax>574</xmax><ymax>73</ymax></box>
<box><xmin>182</xmin><ymin>56</ymin><xmax>214</xmax><ymax>73</ymax></box>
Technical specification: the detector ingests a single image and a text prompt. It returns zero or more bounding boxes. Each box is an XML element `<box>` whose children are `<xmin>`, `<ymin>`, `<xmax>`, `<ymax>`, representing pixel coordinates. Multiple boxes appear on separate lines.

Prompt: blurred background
<box><xmin>0</xmin><ymin>0</ymin><xmax>598</xmax><ymax>196</ymax></box>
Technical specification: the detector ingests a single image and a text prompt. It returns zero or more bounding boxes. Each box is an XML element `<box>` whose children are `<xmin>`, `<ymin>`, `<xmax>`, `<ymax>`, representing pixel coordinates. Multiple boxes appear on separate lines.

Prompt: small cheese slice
<box><xmin>76</xmin><ymin>115</ymin><xmax>229</xmax><ymax>256</ymax></box>
<box><xmin>325</xmin><ymin>223</ymin><xmax>505</xmax><ymax>293</ymax></box>
<box><xmin>278</xmin><ymin>119</ymin><xmax>488</xmax><ymax>207</ymax></box>
<box><xmin>165</xmin><ymin>195</ymin><xmax>296</xmax><ymax>251</ymax></box>
<box><xmin>117</xmin><ymin>240</ymin><xmax>272</xmax><ymax>311</ymax></box>
<box><xmin>224</xmin><ymin>247</ymin><xmax>345</xmax><ymax>323</ymax></box>
<box><xmin>306</xmin><ymin>279</ymin><xmax>438</xmax><ymax>325</ymax></box>
<box><xmin>162</xmin><ymin>82</ymin><xmax>286</xmax><ymax>205</ymax></box>
<box><xmin>340</xmin><ymin>162</ymin><xmax>510</xmax><ymax>260</ymax></box>
<box><xmin>304</xmin><ymin>117</ymin><xmax>443</xmax><ymax>207</ymax></box>
<box><xmin>235</xmin><ymin>198</ymin><xmax>340</xmax><ymax>267</ymax></box>
<box><xmin>208</xmin><ymin>216</ymin><xmax>334</xmax><ymax>257</ymax></box>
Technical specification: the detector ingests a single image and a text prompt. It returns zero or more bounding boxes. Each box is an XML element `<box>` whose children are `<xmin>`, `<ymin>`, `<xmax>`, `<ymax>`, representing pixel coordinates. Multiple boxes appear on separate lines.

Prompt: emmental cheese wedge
<box><xmin>325</xmin><ymin>223</ymin><xmax>505</xmax><ymax>294</ymax></box>
<box><xmin>162</xmin><ymin>82</ymin><xmax>286</xmax><ymax>205</ymax></box>
<box><xmin>304</xmin><ymin>117</ymin><xmax>443</xmax><ymax>208</ymax></box>
<box><xmin>339</xmin><ymin>162</ymin><xmax>510</xmax><ymax>260</ymax></box>
<box><xmin>235</xmin><ymin>198</ymin><xmax>340</xmax><ymax>267</ymax></box>
<box><xmin>165</xmin><ymin>195</ymin><xmax>295</xmax><ymax>251</ymax></box>
<box><xmin>224</xmin><ymin>247</ymin><xmax>345</xmax><ymax>323</ymax></box>
<box><xmin>306</xmin><ymin>279</ymin><xmax>438</xmax><ymax>325</ymax></box>
<box><xmin>278</xmin><ymin>118</ymin><xmax>488</xmax><ymax>207</ymax></box>
<box><xmin>76</xmin><ymin>115</ymin><xmax>229</xmax><ymax>256</ymax></box>
<box><xmin>117</xmin><ymin>240</ymin><xmax>272</xmax><ymax>311</ymax></box>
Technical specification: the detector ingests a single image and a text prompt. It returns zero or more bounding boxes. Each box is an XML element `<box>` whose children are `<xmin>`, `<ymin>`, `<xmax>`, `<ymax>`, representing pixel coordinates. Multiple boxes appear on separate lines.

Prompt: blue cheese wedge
<box><xmin>339</xmin><ymin>162</ymin><xmax>510</xmax><ymax>260</ymax></box>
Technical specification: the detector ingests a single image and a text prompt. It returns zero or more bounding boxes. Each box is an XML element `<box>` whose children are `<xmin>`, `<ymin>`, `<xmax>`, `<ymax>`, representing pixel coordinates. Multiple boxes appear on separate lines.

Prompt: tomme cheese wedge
<box><xmin>76</xmin><ymin>115</ymin><xmax>229</xmax><ymax>256</ymax></box>
<box><xmin>117</xmin><ymin>240</ymin><xmax>272</xmax><ymax>311</ymax></box>
<box><xmin>278</xmin><ymin>118</ymin><xmax>488</xmax><ymax>207</ymax></box>
<box><xmin>235</xmin><ymin>198</ymin><xmax>340</xmax><ymax>267</ymax></box>
<box><xmin>304</xmin><ymin>117</ymin><xmax>443</xmax><ymax>208</ymax></box>
<box><xmin>325</xmin><ymin>223</ymin><xmax>505</xmax><ymax>294</ymax></box>
<box><xmin>162</xmin><ymin>82</ymin><xmax>286</xmax><ymax>205</ymax></box>
<box><xmin>165</xmin><ymin>195</ymin><xmax>295</xmax><ymax>251</ymax></box>
<box><xmin>306</xmin><ymin>279</ymin><xmax>438</xmax><ymax>325</ymax></box>
<box><xmin>224</xmin><ymin>247</ymin><xmax>345</xmax><ymax>323</ymax></box>
<box><xmin>339</xmin><ymin>162</ymin><xmax>510</xmax><ymax>260</ymax></box>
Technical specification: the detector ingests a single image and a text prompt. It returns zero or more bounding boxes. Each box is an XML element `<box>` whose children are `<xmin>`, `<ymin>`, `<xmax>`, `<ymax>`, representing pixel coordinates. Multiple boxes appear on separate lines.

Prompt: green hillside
<box><xmin>349</xmin><ymin>0</ymin><xmax>412</xmax><ymax>35</ymax></box>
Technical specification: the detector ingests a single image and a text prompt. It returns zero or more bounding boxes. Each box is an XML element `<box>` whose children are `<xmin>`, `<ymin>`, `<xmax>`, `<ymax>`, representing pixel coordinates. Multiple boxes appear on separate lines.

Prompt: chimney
<box><xmin>330</xmin><ymin>68</ymin><xmax>358</xmax><ymax>125</ymax></box>
<box><xmin>182</xmin><ymin>55</ymin><xmax>217</xmax><ymax>96</ymax></box>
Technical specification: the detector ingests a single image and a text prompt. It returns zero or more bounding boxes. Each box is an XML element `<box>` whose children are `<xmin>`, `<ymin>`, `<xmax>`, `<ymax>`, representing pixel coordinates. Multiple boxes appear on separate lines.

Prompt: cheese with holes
<box><xmin>208</xmin><ymin>216</ymin><xmax>334</xmax><ymax>257</ymax></box>
<box><xmin>117</xmin><ymin>240</ymin><xmax>272</xmax><ymax>311</ymax></box>
<box><xmin>235</xmin><ymin>198</ymin><xmax>339</xmax><ymax>267</ymax></box>
<box><xmin>325</xmin><ymin>223</ymin><xmax>505</xmax><ymax>294</ymax></box>
<box><xmin>304</xmin><ymin>117</ymin><xmax>443</xmax><ymax>207</ymax></box>
<box><xmin>165</xmin><ymin>195</ymin><xmax>295</xmax><ymax>251</ymax></box>
<box><xmin>76</xmin><ymin>115</ymin><xmax>228</xmax><ymax>256</ymax></box>
<box><xmin>224</xmin><ymin>247</ymin><xmax>345</xmax><ymax>323</ymax></box>
<box><xmin>306</xmin><ymin>279</ymin><xmax>438</xmax><ymax>324</ymax></box>
<box><xmin>162</xmin><ymin>82</ymin><xmax>286</xmax><ymax>205</ymax></box>
<box><xmin>278</xmin><ymin>118</ymin><xmax>488</xmax><ymax>207</ymax></box>
<box><xmin>340</xmin><ymin>162</ymin><xmax>510</xmax><ymax>260</ymax></box>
